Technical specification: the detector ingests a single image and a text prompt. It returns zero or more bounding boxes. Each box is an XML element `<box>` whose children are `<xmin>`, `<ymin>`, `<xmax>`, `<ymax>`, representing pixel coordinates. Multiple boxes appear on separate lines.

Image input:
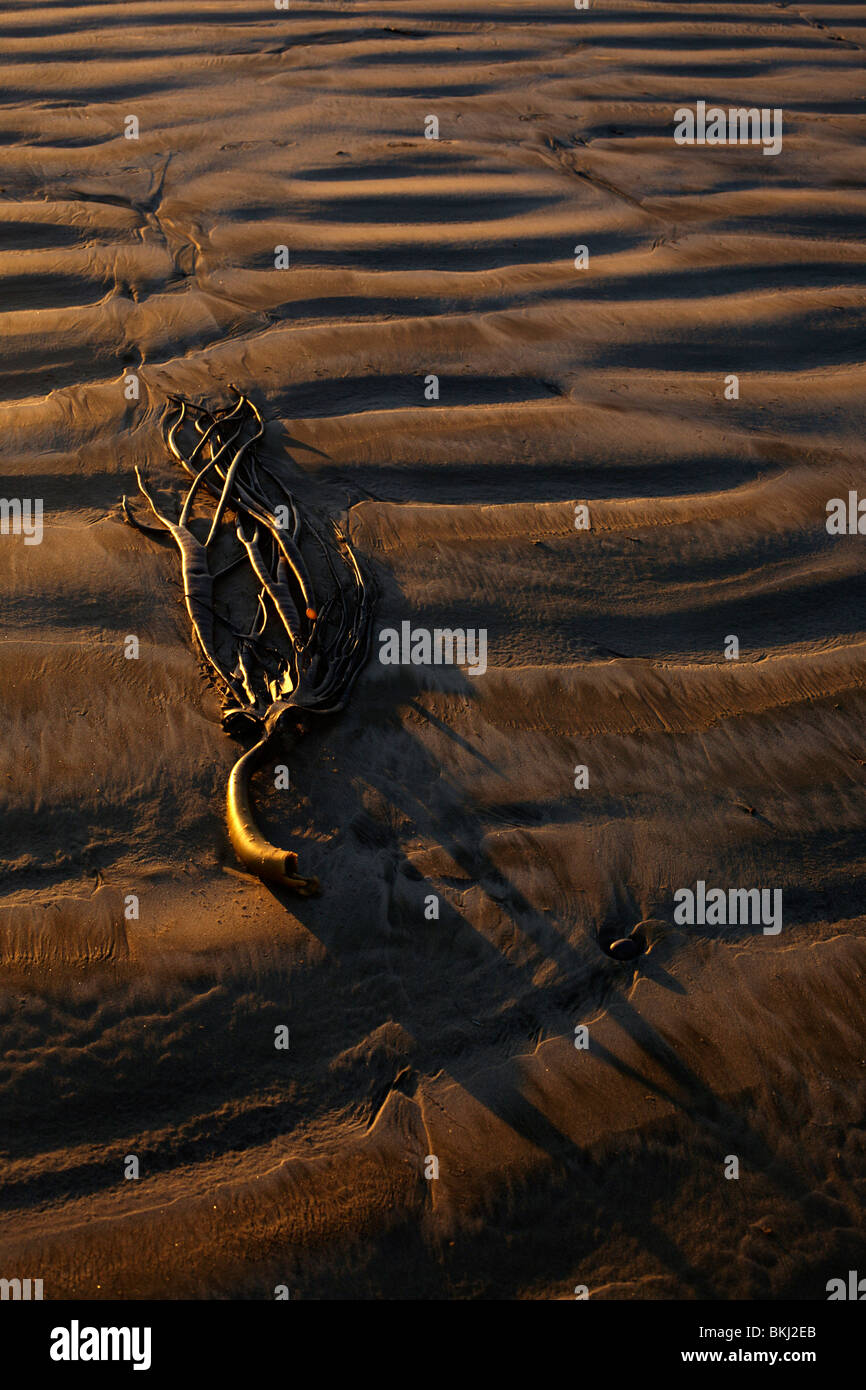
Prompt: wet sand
<box><xmin>1</xmin><ymin>0</ymin><xmax>866</xmax><ymax>1299</ymax></box>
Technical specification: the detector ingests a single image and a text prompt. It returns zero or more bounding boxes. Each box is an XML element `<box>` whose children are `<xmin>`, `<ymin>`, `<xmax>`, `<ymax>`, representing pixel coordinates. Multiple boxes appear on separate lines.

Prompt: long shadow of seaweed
<box><xmin>248</xmin><ymin>626</ymin><xmax>840</xmax><ymax>1299</ymax></box>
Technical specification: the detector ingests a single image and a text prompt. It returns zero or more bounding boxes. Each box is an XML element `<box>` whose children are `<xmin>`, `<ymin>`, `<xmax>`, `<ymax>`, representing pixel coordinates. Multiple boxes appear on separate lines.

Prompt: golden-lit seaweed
<box><xmin>123</xmin><ymin>389</ymin><xmax>374</xmax><ymax>894</ymax></box>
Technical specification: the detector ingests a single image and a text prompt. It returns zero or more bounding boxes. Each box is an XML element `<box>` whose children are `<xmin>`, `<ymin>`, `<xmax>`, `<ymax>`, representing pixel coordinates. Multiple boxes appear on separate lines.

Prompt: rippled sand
<box><xmin>1</xmin><ymin>0</ymin><xmax>866</xmax><ymax>1299</ymax></box>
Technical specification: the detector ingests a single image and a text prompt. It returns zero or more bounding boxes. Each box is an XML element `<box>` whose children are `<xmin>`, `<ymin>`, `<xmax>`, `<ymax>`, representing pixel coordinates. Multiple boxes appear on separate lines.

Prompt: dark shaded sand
<box><xmin>1</xmin><ymin>0</ymin><xmax>866</xmax><ymax>1299</ymax></box>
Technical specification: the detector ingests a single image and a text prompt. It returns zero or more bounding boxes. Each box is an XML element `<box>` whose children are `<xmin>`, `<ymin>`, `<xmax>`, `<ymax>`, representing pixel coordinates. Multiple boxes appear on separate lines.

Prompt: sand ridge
<box><xmin>1</xmin><ymin>0</ymin><xmax>865</xmax><ymax>1299</ymax></box>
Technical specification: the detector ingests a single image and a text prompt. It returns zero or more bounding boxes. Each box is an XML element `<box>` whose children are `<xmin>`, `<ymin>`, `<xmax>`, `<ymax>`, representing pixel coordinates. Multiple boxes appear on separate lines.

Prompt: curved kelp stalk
<box><xmin>123</xmin><ymin>389</ymin><xmax>374</xmax><ymax>894</ymax></box>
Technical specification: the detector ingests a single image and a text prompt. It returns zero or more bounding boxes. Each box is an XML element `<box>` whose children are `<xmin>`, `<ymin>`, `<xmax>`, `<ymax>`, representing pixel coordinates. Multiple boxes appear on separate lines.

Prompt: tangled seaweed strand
<box><xmin>122</xmin><ymin>388</ymin><xmax>374</xmax><ymax>895</ymax></box>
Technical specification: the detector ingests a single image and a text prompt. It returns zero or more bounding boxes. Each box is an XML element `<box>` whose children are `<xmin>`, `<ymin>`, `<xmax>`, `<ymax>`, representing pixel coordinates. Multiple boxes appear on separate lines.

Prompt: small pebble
<box><xmin>609</xmin><ymin>937</ymin><xmax>641</xmax><ymax>961</ymax></box>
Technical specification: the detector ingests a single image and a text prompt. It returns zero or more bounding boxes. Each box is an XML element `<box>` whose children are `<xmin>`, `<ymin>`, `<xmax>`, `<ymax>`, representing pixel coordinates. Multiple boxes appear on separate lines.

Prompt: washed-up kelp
<box><xmin>123</xmin><ymin>389</ymin><xmax>374</xmax><ymax>894</ymax></box>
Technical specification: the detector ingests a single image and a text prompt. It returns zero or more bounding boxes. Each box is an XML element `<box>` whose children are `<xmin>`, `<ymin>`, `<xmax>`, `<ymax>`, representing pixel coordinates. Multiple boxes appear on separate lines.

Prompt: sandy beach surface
<box><xmin>1</xmin><ymin>0</ymin><xmax>866</xmax><ymax>1299</ymax></box>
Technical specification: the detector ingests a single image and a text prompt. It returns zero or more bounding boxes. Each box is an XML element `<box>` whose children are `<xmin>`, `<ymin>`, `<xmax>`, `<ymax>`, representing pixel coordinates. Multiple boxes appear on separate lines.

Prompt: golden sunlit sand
<box><xmin>1</xmin><ymin>0</ymin><xmax>866</xmax><ymax>1300</ymax></box>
